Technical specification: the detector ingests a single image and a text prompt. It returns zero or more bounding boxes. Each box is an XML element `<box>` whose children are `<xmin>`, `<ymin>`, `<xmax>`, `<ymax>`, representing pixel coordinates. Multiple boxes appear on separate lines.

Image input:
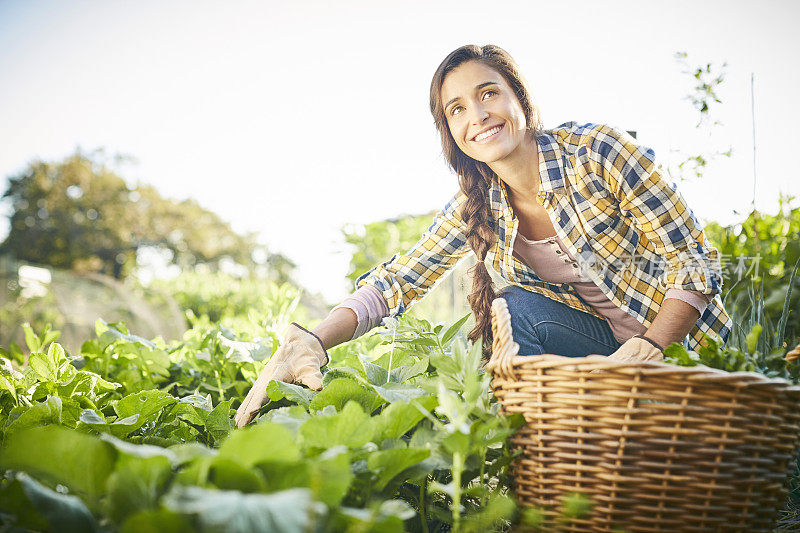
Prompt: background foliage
<box><xmin>0</xmin><ymin>149</ymin><xmax>294</xmax><ymax>281</ymax></box>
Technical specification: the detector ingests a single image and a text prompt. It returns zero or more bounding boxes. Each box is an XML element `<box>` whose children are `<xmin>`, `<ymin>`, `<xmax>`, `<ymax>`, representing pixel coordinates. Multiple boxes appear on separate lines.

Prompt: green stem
<box><xmin>104</xmin><ymin>346</ymin><xmax>111</xmax><ymax>377</ymax></box>
<box><xmin>216</xmin><ymin>369</ymin><xmax>225</xmax><ymax>402</ymax></box>
<box><xmin>479</xmin><ymin>449</ymin><xmax>487</xmax><ymax>508</ymax></box>
<box><xmin>136</xmin><ymin>350</ymin><xmax>155</xmax><ymax>388</ymax></box>
<box><xmin>387</xmin><ymin>326</ymin><xmax>397</xmax><ymax>381</ymax></box>
<box><xmin>420</xmin><ymin>476</ymin><xmax>429</xmax><ymax>533</ymax></box>
<box><xmin>452</xmin><ymin>451</ymin><xmax>464</xmax><ymax>532</ymax></box>
<box><xmin>433</xmin><ymin>331</ymin><xmax>447</xmax><ymax>358</ymax></box>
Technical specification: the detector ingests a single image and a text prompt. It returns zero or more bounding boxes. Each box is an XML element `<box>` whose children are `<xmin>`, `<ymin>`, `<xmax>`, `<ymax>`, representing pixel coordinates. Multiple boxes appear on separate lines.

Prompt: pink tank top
<box><xmin>512</xmin><ymin>232</ymin><xmax>647</xmax><ymax>343</ymax></box>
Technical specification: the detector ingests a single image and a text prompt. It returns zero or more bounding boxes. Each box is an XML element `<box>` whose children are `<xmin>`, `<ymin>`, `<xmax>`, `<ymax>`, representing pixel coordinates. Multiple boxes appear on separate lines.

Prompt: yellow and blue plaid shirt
<box><xmin>356</xmin><ymin>122</ymin><xmax>732</xmax><ymax>350</ymax></box>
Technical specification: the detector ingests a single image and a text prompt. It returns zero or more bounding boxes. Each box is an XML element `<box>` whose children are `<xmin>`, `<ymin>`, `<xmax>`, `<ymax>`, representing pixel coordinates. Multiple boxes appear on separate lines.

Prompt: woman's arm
<box><xmin>312</xmin><ymin>307</ymin><xmax>358</xmax><ymax>350</ymax></box>
<box><xmin>585</xmin><ymin>124</ymin><xmax>723</xmax><ymax>298</ymax></box>
<box><xmin>644</xmin><ymin>298</ymin><xmax>701</xmax><ymax>349</ymax></box>
<box><xmin>582</xmin><ymin>124</ymin><xmax>725</xmax><ymax>355</ymax></box>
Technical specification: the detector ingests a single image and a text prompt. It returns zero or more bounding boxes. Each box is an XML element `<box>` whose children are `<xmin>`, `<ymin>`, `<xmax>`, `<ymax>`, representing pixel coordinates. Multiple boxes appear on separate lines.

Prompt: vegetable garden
<box><xmin>1</xmin><ymin>255</ymin><xmax>799</xmax><ymax>531</ymax></box>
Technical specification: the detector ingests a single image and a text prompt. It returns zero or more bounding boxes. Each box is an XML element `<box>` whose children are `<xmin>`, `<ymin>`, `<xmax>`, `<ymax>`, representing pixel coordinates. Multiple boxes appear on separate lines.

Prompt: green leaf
<box><xmin>440</xmin><ymin>312</ymin><xmax>471</xmax><ymax>346</ymax></box>
<box><xmin>0</xmin><ymin>472</ymin><xmax>99</xmax><ymax>533</ymax></box>
<box><xmin>361</xmin><ymin>360</ymin><xmax>389</xmax><ymax>386</ymax></box>
<box><xmin>163</xmin><ymin>486</ymin><xmax>317</xmax><ymax>533</ymax></box>
<box><xmin>28</xmin><ymin>351</ymin><xmax>57</xmax><ymax>382</ymax></box>
<box><xmin>367</xmin><ymin>447</ymin><xmax>430</xmax><ymax>490</ymax></box>
<box><xmin>114</xmin><ymin>390</ymin><xmax>178</xmax><ymax>432</ymax></box>
<box><xmin>0</xmin><ymin>474</ymin><xmax>50</xmax><ymax>531</ymax></box>
<box><xmin>253</xmin><ymin>460</ymin><xmax>311</xmax><ymax>493</ymax></box>
<box><xmin>59</xmin><ymin>370</ymin><xmax>120</xmax><ymax>397</ymax></box>
<box><xmin>463</xmin><ymin>493</ymin><xmax>517</xmax><ymax>531</ymax></box>
<box><xmin>372</xmin><ymin>396</ymin><xmax>438</xmax><ymax>441</ymax></box>
<box><xmin>310</xmin><ymin>377</ymin><xmax>383</xmax><ymax>413</ymax></box>
<box><xmin>100</xmin><ymin>433</ymin><xmax>178</xmax><ymax>463</ymax></box>
<box><xmin>41</xmin><ymin>327</ymin><xmax>61</xmax><ymax>348</ymax></box>
<box><xmin>745</xmin><ymin>324</ymin><xmax>763</xmax><ymax>355</ymax></box>
<box><xmin>205</xmin><ymin>399</ymin><xmax>233</xmax><ymax>443</ymax></box>
<box><xmin>310</xmin><ymin>447</ymin><xmax>352</xmax><ymax>507</ymax></box>
<box><xmin>120</xmin><ymin>509</ymin><xmax>194</xmax><ymax>533</ymax></box>
<box><xmin>337</xmin><ymin>499</ymin><xmax>415</xmax><ymax>531</ymax></box>
<box><xmin>373</xmin><ymin>382</ymin><xmax>430</xmax><ymax>403</ymax></box>
<box><xmin>430</xmin><ymin>353</ymin><xmax>460</xmax><ymax>375</ymax></box>
<box><xmin>168</xmin><ymin>442</ymin><xmax>217</xmax><ymax>465</ymax></box>
<box><xmin>80</xmin><ymin>410</ymin><xmax>140</xmax><ymax>438</ymax></box>
<box><xmin>209</xmin><ymin>458</ymin><xmax>267</xmax><ymax>493</ymax></box>
<box><xmin>299</xmin><ymin>400</ymin><xmax>373</xmax><ymax>449</ymax></box>
<box><xmin>23</xmin><ymin>323</ymin><xmax>42</xmax><ymax>353</ymax></box>
<box><xmin>217</xmin><ymin>333</ymin><xmax>273</xmax><ymax>363</ymax></box>
<box><xmin>4</xmin><ymin>396</ymin><xmax>62</xmax><ymax>436</ymax></box>
<box><xmin>0</xmin><ymin>426</ymin><xmax>117</xmax><ymax>499</ymax></box>
<box><xmin>216</xmin><ymin>421</ymin><xmax>300</xmax><ymax>467</ymax></box>
<box><xmin>105</xmin><ymin>455</ymin><xmax>173</xmax><ymax>524</ymax></box>
<box><xmin>0</xmin><ymin>373</ymin><xmax>17</xmax><ymax>402</ymax></box>
<box><xmin>179</xmin><ymin>393</ymin><xmax>213</xmax><ymax>411</ymax></box>
<box><xmin>99</xmin><ymin>319</ymin><xmax>157</xmax><ymax>350</ymax></box>
<box><xmin>266</xmin><ymin>380</ymin><xmax>316</xmax><ymax>409</ymax></box>
<box><xmin>389</xmin><ymin>354</ymin><xmax>429</xmax><ymax>384</ymax></box>
<box><xmin>663</xmin><ymin>343</ymin><xmax>697</xmax><ymax>367</ymax></box>
<box><xmin>260</xmin><ymin>405</ymin><xmax>310</xmax><ymax>435</ymax></box>
<box><xmin>321</xmin><ymin>366</ymin><xmax>363</xmax><ymax>387</ymax></box>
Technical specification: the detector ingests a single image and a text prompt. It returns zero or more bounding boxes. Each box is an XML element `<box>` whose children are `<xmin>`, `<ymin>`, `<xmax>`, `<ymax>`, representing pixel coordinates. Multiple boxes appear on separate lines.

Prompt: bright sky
<box><xmin>1</xmin><ymin>0</ymin><xmax>798</xmax><ymax>303</ymax></box>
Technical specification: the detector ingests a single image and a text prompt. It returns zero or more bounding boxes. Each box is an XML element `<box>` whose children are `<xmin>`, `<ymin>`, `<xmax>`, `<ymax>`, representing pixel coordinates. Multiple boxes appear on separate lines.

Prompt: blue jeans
<box><xmin>499</xmin><ymin>286</ymin><xmax>622</xmax><ymax>357</ymax></box>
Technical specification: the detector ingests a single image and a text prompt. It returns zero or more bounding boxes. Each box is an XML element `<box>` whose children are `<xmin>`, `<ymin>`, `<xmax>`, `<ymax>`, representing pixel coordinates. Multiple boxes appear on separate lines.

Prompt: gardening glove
<box><xmin>606</xmin><ymin>335</ymin><xmax>664</xmax><ymax>363</ymax></box>
<box><xmin>235</xmin><ymin>322</ymin><xmax>328</xmax><ymax>428</ymax></box>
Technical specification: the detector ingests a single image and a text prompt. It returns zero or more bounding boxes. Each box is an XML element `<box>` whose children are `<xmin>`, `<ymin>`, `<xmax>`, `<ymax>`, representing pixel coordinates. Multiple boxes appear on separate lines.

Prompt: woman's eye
<box><xmin>450</xmin><ymin>105</ymin><xmax>463</xmax><ymax>116</ymax></box>
<box><xmin>483</xmin><ymin>90</ymin><xmax>497</xmax><ymax>99</ymax></box>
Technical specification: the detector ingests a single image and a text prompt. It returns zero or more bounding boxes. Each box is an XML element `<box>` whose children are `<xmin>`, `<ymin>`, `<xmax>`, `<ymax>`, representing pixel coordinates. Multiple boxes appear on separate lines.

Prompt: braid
<box><xmin>459</xmin><ymin>164</ymin><xmax>498</xmax><ymax>359</ymax></box>
<box><xmin>428</xmin><ymin>44</ymin><xmax>547</xmax><ymax>358</ymax></box>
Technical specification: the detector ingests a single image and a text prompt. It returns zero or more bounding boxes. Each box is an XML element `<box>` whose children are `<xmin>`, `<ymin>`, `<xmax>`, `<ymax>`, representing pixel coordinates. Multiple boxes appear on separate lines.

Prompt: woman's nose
<box><xmin>469</xmin><ymin>102</ymin><xmax>490</xmax><ymax>124</ymax></box>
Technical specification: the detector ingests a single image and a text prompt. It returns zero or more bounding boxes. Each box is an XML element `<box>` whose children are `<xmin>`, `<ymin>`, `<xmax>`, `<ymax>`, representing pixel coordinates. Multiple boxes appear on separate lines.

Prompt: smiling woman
<box><xmin>235</xmin><ymin>44</ymin><xmax>732</xmax><ymax>428</ymax></box>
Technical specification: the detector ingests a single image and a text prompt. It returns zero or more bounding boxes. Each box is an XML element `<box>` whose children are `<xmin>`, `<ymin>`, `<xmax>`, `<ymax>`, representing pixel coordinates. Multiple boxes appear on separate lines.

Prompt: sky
<box><xmin>1</xmin><ymin>0</ymin><xmax>799</xmax><ymax>303</ymax></box>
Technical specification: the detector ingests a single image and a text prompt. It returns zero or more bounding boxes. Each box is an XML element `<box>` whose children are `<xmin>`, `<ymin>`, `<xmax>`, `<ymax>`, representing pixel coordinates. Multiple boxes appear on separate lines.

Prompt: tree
<box><xmin>342</xmin><ymin>213</ymin><xmax>475</xmax><ymax>325</ymax></box>
<box><xmin>0</xmin><ymin>149</ymin><xmax>294</xmax><ymax>281</ymax></box>
<box><xmin>667</xmin><ymin>51</ymin><xmax>733</xmax><ymax>182</ymax></box>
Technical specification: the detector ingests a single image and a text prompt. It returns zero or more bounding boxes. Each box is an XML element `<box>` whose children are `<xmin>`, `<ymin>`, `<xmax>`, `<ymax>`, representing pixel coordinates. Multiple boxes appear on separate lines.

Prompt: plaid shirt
<box><xmin>356</xmin><ymin>122</ymin><xmax>732</xmax><ymax>350</ymax></box>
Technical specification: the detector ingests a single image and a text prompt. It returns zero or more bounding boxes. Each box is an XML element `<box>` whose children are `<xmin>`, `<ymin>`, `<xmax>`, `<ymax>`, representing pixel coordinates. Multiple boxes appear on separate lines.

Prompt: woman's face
<box><xmin>440</xmin><ymin>60</ymin><xmax>528</xmax><ymax>164</ymax></box>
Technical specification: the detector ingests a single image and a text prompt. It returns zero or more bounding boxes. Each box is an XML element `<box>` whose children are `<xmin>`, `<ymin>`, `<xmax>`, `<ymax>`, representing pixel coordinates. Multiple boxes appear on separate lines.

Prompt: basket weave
<box><xmin>486</xmin><ymin>297</ymin><xmax>800</xmax><ymax>532</ymax></box>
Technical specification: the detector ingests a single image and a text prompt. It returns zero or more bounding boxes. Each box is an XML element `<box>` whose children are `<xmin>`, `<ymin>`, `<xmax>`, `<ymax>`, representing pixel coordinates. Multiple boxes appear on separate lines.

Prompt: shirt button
<box><xmin>556</xmin><ymin>216</ymin><xmax>561</xmax><ymax>222</ymax></box>
<box><xmin>622</xmin><ymin>299</ymin><xmax>628</xmax><ymax>305</ymax></box>
<box><xmin>577</xmin><ymin>247</ymin><xmax>583</xmax><ymax>253</ymax></box>
<box><xmin>572</xmin><ymin>263</ymin><xmax>578</xmax><ymax>268</ymax></box>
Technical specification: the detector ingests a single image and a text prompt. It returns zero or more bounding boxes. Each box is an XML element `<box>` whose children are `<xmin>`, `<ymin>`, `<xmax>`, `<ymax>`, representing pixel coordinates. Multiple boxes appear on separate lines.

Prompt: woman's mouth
<box><xmin>472</xmin><ymin>124</ymin><xmax>504</xmax><ymax>144</ymax></box>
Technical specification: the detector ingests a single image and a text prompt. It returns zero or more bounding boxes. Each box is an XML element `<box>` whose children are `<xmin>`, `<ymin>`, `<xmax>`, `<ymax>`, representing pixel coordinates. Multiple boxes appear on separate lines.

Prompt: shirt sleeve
<box><xmin>331</xmin><ymin>284</ymin><xmax>390</xmax><ymax>340</ymax></box>
<box><xmin>354</xmin><ymin>190</ymin><xmax>472</xmax><ymax>318</ymax></box>
<box><xmin>664</xmin><ymin>288</ymin><xmax>712</xmax><ymax>315</ymax></box>
<box><xmin>585</xmin><ymin>124</ymin><xmax>723</xmax><ymax>296</ymax></box>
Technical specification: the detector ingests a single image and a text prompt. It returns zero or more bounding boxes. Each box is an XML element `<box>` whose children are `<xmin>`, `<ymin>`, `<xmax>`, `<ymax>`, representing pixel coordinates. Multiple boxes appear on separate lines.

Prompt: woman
<box><xmin>235</xmin><ymin>44</ymin><xmax>731</xmax><ymax>428</ymax></box>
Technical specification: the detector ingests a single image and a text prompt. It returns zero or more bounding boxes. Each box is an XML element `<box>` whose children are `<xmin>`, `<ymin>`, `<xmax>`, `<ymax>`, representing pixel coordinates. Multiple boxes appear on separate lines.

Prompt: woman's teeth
<box><xmin>474</xmin><ymin>125</ymin><xmax>502</xmax><ymax>142</ymax></box>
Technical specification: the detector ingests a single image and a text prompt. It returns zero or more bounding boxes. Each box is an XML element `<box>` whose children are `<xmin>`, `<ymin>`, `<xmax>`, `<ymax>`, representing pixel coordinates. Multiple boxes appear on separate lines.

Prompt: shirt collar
<box><xmin>536</xmin><ymin>131</ymin><xmax>567</xmax><ymax>194</ymax></box>
<box><xmin>488</xmin><ymin>131</ymin><xmax>567</xmax><ymax>220</ymax></box>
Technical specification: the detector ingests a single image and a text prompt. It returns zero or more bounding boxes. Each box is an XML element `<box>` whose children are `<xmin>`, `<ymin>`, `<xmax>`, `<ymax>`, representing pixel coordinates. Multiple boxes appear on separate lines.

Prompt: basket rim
<box><xmin>493</xmin><ymin>353</ymin><xmax>800</xmax><ymax>393</ymax></box>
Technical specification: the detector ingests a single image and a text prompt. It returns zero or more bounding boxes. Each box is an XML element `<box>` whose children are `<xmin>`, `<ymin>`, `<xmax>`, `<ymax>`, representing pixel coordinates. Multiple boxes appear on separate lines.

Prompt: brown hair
<box><xmin>429</xmin><ymin>44</ymin><xmax>544</xmax><ymax>357</ymax></box>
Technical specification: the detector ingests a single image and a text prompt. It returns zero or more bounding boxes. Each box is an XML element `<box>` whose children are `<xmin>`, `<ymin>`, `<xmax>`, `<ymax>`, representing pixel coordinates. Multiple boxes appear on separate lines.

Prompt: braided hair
<box><xmin>429</xmin><ymin>44</ymin><xmax>544</xmax><ymax>357</ymax></box>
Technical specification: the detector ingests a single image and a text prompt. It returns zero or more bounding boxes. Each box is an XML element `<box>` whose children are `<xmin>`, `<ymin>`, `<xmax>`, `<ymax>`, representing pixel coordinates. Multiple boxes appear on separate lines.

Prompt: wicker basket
<box><xmin>486</xmin><ymin>297</ymin><xmax>800</xmax><ymax>532</ymax></box>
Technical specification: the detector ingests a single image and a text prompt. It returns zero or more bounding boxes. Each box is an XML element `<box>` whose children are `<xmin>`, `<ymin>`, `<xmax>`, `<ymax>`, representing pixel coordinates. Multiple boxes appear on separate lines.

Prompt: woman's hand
<box><xmin>607</xmin><ymin>335</ymin><xmax>663</xmax><ymax>362</ymax></box>
<box><xmin>234</xmin><ymin>323</ymin><xmax>328</xmax><ymax>428</ymax></box>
